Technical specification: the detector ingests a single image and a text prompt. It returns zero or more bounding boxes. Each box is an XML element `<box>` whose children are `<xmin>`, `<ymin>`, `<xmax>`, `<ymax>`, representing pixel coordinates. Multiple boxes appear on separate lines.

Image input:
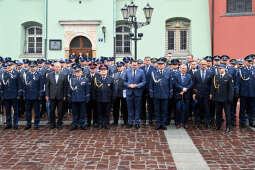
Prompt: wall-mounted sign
<box><xmin>49</xmin><ymin>40</ymin><xmax>62</xmax><ymax>50</ymax></box>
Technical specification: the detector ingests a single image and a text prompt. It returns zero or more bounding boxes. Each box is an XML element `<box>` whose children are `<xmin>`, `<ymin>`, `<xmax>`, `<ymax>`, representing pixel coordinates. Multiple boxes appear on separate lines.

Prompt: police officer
<box><xmin>227</xmin><ymin>58</ymin><xmax>238</xmax><ymax>126</ymax></box>
<box><xmin>236</xmin><ymin>55</ymin><xmax>255</xmax><ymax>128</ymax></box>
<box><xmin>112</xmin><ymin>62</ymin><xmax>128</xmax><ymax>126</ymax></box>
<box><xmin>68</xmin><ymin>67</ymin><xmax>90</xmax><ymax>130</ymax></box>
<box><xmin>0</xmin><ymin>61</ymin><xmax>22</xmax><ymax>129</ymax></box>
<box><xmin>167</xmin><ymin>59</ymin><xmax>179</xmax><ymax>125</ymax></box>
<box><xmin>94</xmin><ymin>65</ymin><xmax>113</xmax><ymax>129</ymax></box>
<box><xmin>149</xmin><ymin>58</ymin><xmax>173</xmax><ymax>130</ymax></box>
<box><xmin>210</xmin><ymin>64</ymin><xmax>234</xmax><ymax>133</ymax></box>
<box><xmin>87</xmin><ymin>63</ymin><xmax>99</xmax><ymax>127</ymax></box>
<box><xmin>23</xmin><ymin>61</ymin><xmax>44</xmax><ymax>130</ymax></box>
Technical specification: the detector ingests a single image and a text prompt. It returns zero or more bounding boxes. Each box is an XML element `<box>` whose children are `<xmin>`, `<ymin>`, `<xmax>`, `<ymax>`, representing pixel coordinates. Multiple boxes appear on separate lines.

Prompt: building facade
<box><xmin>0</xmin><ymin>0</ymin><xmax>211</xmax><ymax>60</ymax></box>
<box><xmin>210</xmin><ymin>0</ymin><xmax>255</xmax><ymax>58</ymax></box>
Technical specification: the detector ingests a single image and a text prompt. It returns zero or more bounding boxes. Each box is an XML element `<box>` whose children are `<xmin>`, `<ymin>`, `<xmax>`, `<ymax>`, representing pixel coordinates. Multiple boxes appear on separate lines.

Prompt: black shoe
<box><xmin>161</xmin><ymin>126</ymin><xmax>167</xmax><ymax>130</ymax></box>
<box><xmin>81</xmin><ymin>126</ymin><xmax>87</xmax><ymax>130</ymax></box>
<box><xmin>112</xmin><ymin>122</ymin><xmax>118</xmax><ymax>126</ymax></box>
<box><xmin>105</xmin><ymin>125</ymin><xmax>110</xmax><ymax>129</ymax></box>
<box><xmin>149</xmin><ymin>121</ymin><xmax>153</xmax><ymax>125</ymax></box>
<box><xmin>34</xmin><ymin>126</ymin><xmax>39</xmax><ymax>130</ymax></box>
<box><xmin>4</xmin><ymin>126</ymin><xmax>12</xmax><ymax>130</ymax></box>
<box><xmin>249</xmin><ymin>124</ymin><xmax>255</xmax><ymax>128</ymax></box>
<box><xmin>142</xmin><ymin>120</ymin><xmax>146</xmax><ymax>126</ymax></box>
<box><xmin>231</xmin><ymin>122</ymin><xmax>236</xmax><ymax>127</ymax></box>
<box><xmin>70</xmin><ymin>126</ymin><xmax>77</xmax><ymax>131</ymax></box>
<box><xmin>24</xmin><ymin>126</ymin><xmax>31</xmax><ymax>130</ymax></box>
<box><xmin>135</xmin><ymin>124</ymin><xmax>140</xmax><ymax>129</ymax></box>
<box><xmin>49</xmin><ymin>125</ymin><xmax>56</xmax><ymax>129</ymax></box>
<box><xmin>215</xmin><ymin>126</ymin><xmax>221</xmax><ymax>131</ymax></box>
<box><xmin>87</xmin><ymin>123</ymin><xmax>91</xmax><ymax>127</ymax></box>
<box><xmin>194</xmin><ymin>124</ymin><xmax>200</xmax><ymax>129</ymax></box>
<box><xmin>57</xmin><ymin>125</ymin><xmax>62</xmax><ymax>130</ymax></box>
<box><xmin>127</xmin><ymin>124</ymin><xmax>132</xmax><ymax>128</ymax></box>
<box><xmin>240</xmin><ymin>124</ymin><xmax>246</xmax><ymax>128</ymax></box>
<box><xmin>13</xmin><ymin>126</ymin><xmax>18</xmax><ymax>130</ymax></box>
<box><xmin>155</xmin><ymin>125</ymin><xmax>161</xmax><ymax>130</ymax></box>
<box><xmin>225</xmin><ymin>127</ymin><xmax>230</xmax><ymax>133</ymax></box>
<box><xmin>98</xmin><ymin>125</ymin><xmax>103</xmax><ymax>129</ymax></box>
<box><xmin>205</xmin><ymin>124</ymin><xmax>211</xmax><ymax>129</ymax></box>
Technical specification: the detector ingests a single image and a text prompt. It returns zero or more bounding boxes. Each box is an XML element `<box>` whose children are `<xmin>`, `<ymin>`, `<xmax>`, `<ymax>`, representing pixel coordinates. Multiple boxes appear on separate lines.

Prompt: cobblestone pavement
<box><xmin>0</xmin><ymin>125</ymin><xmax>176</xmax><ymax>170</ymax></box>
<box><xmin>187</xmin><ymin>124</ymin><xmax>255</xmax><ymax>170</ymax></box>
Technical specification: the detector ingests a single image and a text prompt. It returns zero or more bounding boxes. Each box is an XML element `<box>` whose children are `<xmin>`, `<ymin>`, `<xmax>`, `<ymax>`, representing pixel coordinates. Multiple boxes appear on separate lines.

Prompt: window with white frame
<box><xmin>26</xmin><ymin>26</ymin><xmax>43</xmax><ymax>54</ymax></box>
<box><xmin>166</xmin><ymin>18</ymin><xmax>190</xmax><ymax>57</ymax></box>
<box><xmin>115</xmin><ymin>25</ymin><xmax>131</xmax><ymax>55</ymax></box>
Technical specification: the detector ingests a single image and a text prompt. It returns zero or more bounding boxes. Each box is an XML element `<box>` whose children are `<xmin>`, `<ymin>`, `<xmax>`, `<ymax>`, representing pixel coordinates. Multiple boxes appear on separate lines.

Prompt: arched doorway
<box><xmin>69</xmin><ymin>36</ymin><xmax>92</xmax><ymax>57</ymax></box>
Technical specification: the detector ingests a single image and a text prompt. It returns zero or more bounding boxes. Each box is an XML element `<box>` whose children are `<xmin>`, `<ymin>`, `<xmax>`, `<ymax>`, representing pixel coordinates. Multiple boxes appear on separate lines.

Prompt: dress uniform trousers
<box><xmin>26</xmin><ymin>99</ymin><xmax>40</xmax><ymax>127</ymax></box>
<box><xmin>4</xmin><ymin>99</ymin><xmax>19</xmax><ymax>127</ymax></box>
<box><xmin>72</xmin><ymin>102</ymin><xmax>86</xmax><ymax>128</ymax></box>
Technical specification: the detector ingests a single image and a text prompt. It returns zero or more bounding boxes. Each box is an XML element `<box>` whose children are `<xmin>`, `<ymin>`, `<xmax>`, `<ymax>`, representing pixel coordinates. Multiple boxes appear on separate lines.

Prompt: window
<box><xmin>115</xmin><ymin>25</ymin><xmax>131</xmax><ymax>55</ymax></box>
<box><xmin>166</xmin><ymin>18</ymin><xmax>190</xmax><ymax>57</ymax></box>
<box><xmin>227</xmin><ymin>0</ymin><xmax>252</xmax><ymax>13</ymax></box>
<box><xmin>26</xmin><ymin>26</ymin><xmax>43</xmax><ymax>54</ymax></box>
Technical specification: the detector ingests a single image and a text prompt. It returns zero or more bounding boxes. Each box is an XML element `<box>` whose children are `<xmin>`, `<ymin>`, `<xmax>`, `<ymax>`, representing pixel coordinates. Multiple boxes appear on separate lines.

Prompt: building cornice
<box><xmin>59</xmin><ymin>20</ymin><xmax>101</xmax><ymax>25</ymax></box>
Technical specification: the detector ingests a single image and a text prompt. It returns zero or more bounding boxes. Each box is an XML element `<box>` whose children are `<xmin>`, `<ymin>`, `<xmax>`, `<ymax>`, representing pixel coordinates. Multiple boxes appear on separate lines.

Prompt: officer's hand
<box><xmin>63</xmin><ymin>97</ymin><xmax>66</xmax><ymax>101</ymax></box>
<box><xmin>192</xmin><ymin>94</ymin><xmax>196</xmax><ymax>100</ymax></box>
<box><xmin>209</xmin><ymin>94</ymin><xmax>213</xmax><ymax>100</ymax></box>
<box><xmin>45</xmin><ymin>96</ymin><xmax>49</xmax><ymax>102</ymax></box>
<box><xmin>183</xmin><ymin>88</ymin><xmax>187</xmax><ymax>93</ymax></box>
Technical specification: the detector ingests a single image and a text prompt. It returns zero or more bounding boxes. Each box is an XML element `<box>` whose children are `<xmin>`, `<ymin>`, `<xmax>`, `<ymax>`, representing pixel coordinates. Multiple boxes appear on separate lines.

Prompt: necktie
<box><xmin>181</xmin><ymin>74</ymin><xmax>184</xmax><ymax>82</ymax></box>
<box><xmin>133</xmin><ymin>70</ymin><xmax>136</xmax><ymax>79</ymax></box>
<box><xmin>202</xmin><ymin>71</ymin><xmax>205</xmax><ymax>81</ymax></box>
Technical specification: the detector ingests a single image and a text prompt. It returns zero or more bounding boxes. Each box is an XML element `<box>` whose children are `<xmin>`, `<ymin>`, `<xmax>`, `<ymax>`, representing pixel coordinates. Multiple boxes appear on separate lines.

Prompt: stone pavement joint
<box><xmin>164</xmin><ymin>124</ymin><xmax>210</xmax><ymax>170</ymax></box>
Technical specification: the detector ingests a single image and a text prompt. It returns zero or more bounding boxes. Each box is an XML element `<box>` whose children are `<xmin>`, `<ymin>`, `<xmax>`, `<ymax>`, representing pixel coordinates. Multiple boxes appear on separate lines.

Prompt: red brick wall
<box><xmin>209</xmin><ymin>0</ymin><xmax>255</xmax><ymax>59</ymax></box>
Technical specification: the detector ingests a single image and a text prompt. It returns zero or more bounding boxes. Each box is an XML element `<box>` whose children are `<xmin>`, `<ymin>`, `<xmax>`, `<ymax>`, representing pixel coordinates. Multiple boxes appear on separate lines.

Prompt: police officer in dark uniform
<box><xmin>0</xmin><ymin>61</ymin><xmax>22</xmax><ymax>129</ymax></box>
<box><xmin>23</xmin><ymin>61</ymin><xmax>44</xmax><ymax>130</ymax></box>
<box><xmin>68</xmin><ymin>67</ymin><xmax>90</xmax><ymax>130</ymax></box>
<box><xmin>236</xmin><ymin>55</ymin><xmax>255</xmax><ymax>128</ymax></box>
<box><xmin>227</xmin><ymin>58</ymin><xmax>238</xmax><ymax>126</ymax></box>
<box><xmin>16</xmin><ymin>61</ymin><xmax>25</xmax><ymax>118</ymax></box>
<box><xmin>210</xmin><ymin>64</ymin><xmax>234</xmax><ymax>133</ymax></box>
<box><xmin>112</xmin><ymin>62</ymin><xmax>128</xmax><ymax>126</ymax></box>
<box><xmin>149</xmin><ymin>58</ymin><xmax>173</xmax><ymax>130</ymax></box>
<box><xmin>87</xmin><ymin>63</ymin><xmax>99</xmax><ymax>127</ymax></box>
<box><xmin>94</xmin><ymin>65</ymin><xmax>113</xmax><ymax>129</ymax></box>
<box><xmin>167</xmin><ymin>59</ymin><xmax>179</xmax><ymax>125</ymax></box>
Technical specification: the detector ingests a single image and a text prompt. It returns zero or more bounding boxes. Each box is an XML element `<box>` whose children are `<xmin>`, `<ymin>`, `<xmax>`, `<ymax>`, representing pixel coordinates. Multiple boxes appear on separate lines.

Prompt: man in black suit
<box><xmin>45</xmin><ymin>62</ymin><xmax>68</xmax><ymax>129</ymax></box>
<box><xmin>193</xmin><ymin>60</ymin><xmax>213</xmax><ymax>129</ymax></box>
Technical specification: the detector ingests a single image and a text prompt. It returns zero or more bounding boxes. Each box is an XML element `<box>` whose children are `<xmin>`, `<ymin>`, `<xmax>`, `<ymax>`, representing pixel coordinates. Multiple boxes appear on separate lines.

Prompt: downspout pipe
<box><xmin>44</xmin><ymin>0</ymin><xmax>48</xmax><ymax>59</ymax></box>
<box><xmin>211</xmin><ymin>0</ymin><xmax>214</xmax><ymax>57</ymax></box>
<box><xmin>113</xmin><ymin>0</ymin><xmax>116</xmax><ymax>60</ymax></box>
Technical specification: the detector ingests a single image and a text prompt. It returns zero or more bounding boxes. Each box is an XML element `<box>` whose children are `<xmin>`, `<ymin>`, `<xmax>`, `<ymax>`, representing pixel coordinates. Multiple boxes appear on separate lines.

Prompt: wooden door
<box><xmin>69</xmin><ymin>36</ymin><xmax>92</xmax><ymax>57</ymax></box>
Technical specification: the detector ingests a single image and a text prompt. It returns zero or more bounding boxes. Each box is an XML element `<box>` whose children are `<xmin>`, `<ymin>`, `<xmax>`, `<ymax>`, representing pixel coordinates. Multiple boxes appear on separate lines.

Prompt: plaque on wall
<box><xmin>49</xmin><ymin>40</ymin><xmax>62</xmax><ymax>50</ymax></box>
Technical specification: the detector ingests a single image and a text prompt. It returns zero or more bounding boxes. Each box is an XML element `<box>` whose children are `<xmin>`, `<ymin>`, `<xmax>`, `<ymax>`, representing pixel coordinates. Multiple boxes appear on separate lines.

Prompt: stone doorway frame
<box><xmin>59</xmin><ymin>20</ymin><xmax>101</xmax><ymax>58</ymax></box>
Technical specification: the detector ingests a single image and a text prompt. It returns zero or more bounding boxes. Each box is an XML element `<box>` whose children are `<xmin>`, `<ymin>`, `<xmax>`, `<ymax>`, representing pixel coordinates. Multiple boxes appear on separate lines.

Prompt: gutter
<box><xmin>211</xmin><ymin>0</ymin><xmax>214</xmax><ymax>57</ymax></box>
<box><xmin>44</xmin><ymin>0</ymin><xmax>48</xmax><ymax>59</ymax></box>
